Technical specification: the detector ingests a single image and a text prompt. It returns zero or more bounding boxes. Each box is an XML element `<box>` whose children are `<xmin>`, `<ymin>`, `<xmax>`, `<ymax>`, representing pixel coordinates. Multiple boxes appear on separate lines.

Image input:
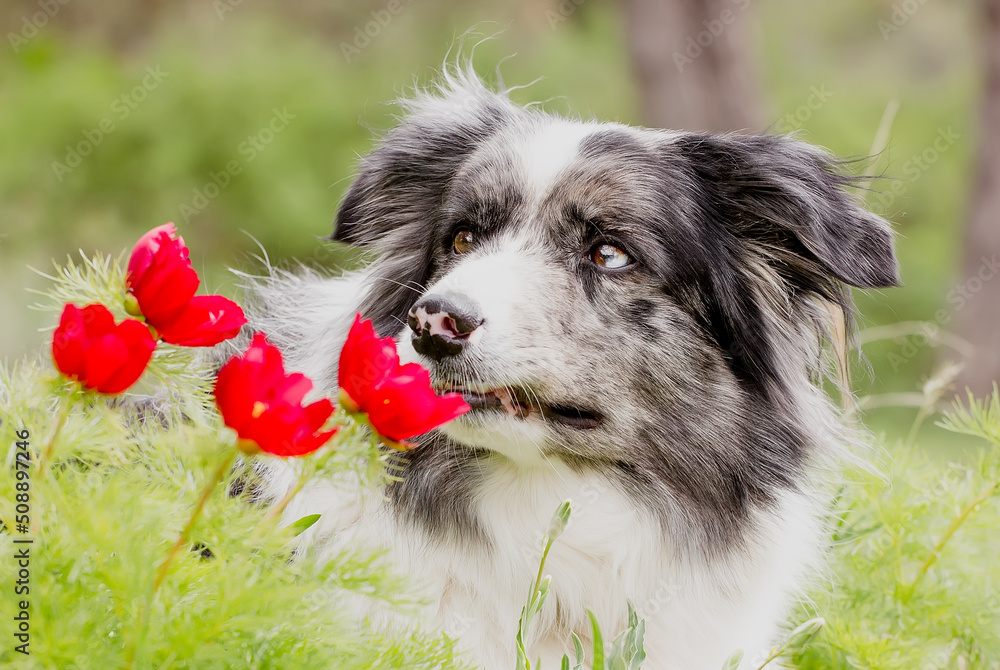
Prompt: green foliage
<box><xmin>0</xmin><ymin>257</ymin><xmax>474</xmax><ymax>669</ymax></box>
<box><xmin>514</xmin><ymin>501</ymin><xmax>566</xmax><ymax>670</ymax></box>
<box><xmin>789</xmin><ymin>391</ymin><xmax>1000</xmax><ymax>669</ymax></box>
<box><xmin>514</xmin><ymin>501</ymin><xmax>647</xmax><ymax>670</ymax></box>
<box><xmin>508</xmin><ymin>390</ymin><xmax>1000</xmax><ymax>670</ymax></box>
<box><xmin>590</xmin><ymin>604</ymin><xmax>646</xmax><ymax>670</ymax></box>
<box><xmin>0</xmin><ymin>363</ymin><xmax>475</xmax><ymax>669</ymax></box>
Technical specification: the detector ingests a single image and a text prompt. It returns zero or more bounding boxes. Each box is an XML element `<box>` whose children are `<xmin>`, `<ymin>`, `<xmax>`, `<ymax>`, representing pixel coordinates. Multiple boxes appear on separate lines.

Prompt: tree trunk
<box><xmin>619</xmin><ymin>0</ymin><xmax>761</xmax><ymax>132</ymax></box>
<box><xmin>955</xmin><ymin>0</ymin><xmax>1000</xmax><ymax>397</ymax></box>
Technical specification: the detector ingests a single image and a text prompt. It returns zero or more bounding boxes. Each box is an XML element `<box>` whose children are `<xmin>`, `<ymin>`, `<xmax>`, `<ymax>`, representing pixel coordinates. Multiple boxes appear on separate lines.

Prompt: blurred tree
<box><xmin>955</xmin><ymin>0</ymin><xmax>1000</xmax><ymax>396</ymax></box>
<box><xmin>619</xmin><ymin>0</ymin><xmax>761</xmax><ymax>131</ymax></box>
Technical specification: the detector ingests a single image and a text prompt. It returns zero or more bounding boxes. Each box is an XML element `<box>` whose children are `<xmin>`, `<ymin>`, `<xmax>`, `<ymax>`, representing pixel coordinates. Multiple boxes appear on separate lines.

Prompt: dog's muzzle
<box><xmin>408</xmin><ymin>293</ymin><xmax>485</xmax><ymax>361</ymax></box>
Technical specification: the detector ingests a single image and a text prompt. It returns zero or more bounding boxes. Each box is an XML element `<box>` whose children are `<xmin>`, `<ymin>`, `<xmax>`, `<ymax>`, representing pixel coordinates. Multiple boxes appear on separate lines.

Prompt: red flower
<box><xmin>338</xmin><ymin>315</ymin><xmax>470</xmax><ymax>444</ymax></box>
<box><xmin>155</xmin><ymin>295</ymin><xmax>248</xmax><ymax>347</ymax></box>
<box><xmin>52</xmin><ymin>303</ymin><xmax>156</xmax><ymax>394</ymax></box>
<box><xmin>126</xmin><ymin>223</ymin><xmax>246</xmax><ymax>347</ymax></box>
<box><xmin>214</xmin><ymin>333</ymin><xmax>336</xmax><ymax>457</ymax></box>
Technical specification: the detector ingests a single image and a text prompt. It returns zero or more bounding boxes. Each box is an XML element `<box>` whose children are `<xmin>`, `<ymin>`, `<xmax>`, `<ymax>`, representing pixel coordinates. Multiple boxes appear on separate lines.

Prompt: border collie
<box><xmin>248</xmin><ymin>67</ymin><xmax>898</xmax><ymax>669</ymax></box>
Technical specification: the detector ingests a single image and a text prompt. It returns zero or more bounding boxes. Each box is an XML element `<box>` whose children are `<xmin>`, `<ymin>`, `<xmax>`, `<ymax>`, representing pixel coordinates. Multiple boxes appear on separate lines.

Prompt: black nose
<box><xmin>408</xmin><ymin>293</ymin><xmax>485</xmax><ymax>361</ymax></box>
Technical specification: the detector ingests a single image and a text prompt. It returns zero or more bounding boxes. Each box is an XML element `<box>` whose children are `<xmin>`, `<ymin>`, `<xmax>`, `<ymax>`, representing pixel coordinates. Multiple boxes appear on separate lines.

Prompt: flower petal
<box><xmin>99</xmin><ymin>319</ymin><xmax>156</xmax><ymax>394</ymax></box>
<box><xmin>422</xmin><ymin>392</ymin><xmax>472</xmax><ymax>431</ymax></box>
<box><xmin>303</xmin><ymin>398</ymin><xmax>335</xmax><ymax>431</ymax></box>
<box><xmin>214</xmin><ymin>356</ymin><xmax>256</xmax><ymax>433</ymax></box>
<box><xmin>52</xmin><ymin>304</ymin><xmax>87</xmax><ymax>379</ymax></box>
<box><xmin>283</xmin><ymin>428</ymin><xmax>338</xmax><ymax>457</ymax></box>
<box><xmin>83</xmin><ymin>334</ymin><xmax>129</xmax><ymax>393</ymax></box>
<box><xmin>133</xmin><ymin>237</ymin><xmax>200</xmax><ymax>326</ymax></box>
<box><xmin>240</xmin><ymin>403</ymin><xmax>299</xmax><ymax>455</ymax></box>
<box><xmin>364</xmin><ymin>363</ymin><xmax>470</xmax><ymax>441</ymax></box>
<box><xmin>80</xmin><ymin>303</ymin><xmax>117</xmax><ymax>338</ymax></box>
<box><xmin>127</xmin><ymin>224</ymin><xmax>201</xmax><ymax>327</ymax></box>
<box><xmin>52</xmin><ymin>303</ymin><xmax>155</xmax><ymax>395</ymax></box>
<box><xmin>127</xmin><ymin>223</ymin><xmax>178</xmax><ymax>282</ymax></box>
<box><xmin>272</xmin><ymin>373</ymin><xmax>313</xmax><ymax>407</ymax></box>
<box><xmin>213</xmin><ymin>334</ymin><xmax>334</xmax><ymax>458</ymax></box>
<box><xmin>338</xmin><ymin>314</ymin><xmax>398</xmax><ymax>410</ymax></box>
<box><xmin>156</xmin><ymin>295</ymin><xmax>247</xmax><ymax>346</ymax></box>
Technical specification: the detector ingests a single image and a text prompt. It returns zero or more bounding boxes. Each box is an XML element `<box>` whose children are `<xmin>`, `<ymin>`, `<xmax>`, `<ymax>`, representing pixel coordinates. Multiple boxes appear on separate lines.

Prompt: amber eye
<box><xmin>452</xmin><ymin>228</ymin><xmax>474</xmax><ymax>254</ymax></box>
<box><xmin>590</xmin><ymin>243</ymin><xmax>633</xmax><ymax>269</ymax></box>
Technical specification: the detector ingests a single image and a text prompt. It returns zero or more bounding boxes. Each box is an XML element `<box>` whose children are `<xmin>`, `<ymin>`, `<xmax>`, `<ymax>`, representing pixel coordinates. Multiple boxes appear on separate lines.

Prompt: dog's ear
<box><xmin>333</xmin><ymin>78</ymin><xmax>514</xmax><ymax>247</ymax></box>
<box><xmin>671</xmin><ymin>133</ymin><xmax>900</xmax><ymax>290</ymax></box>
<box><xmin>659</xmin><ymin>133</ymin><xmax>899</xmax><ymax>395</ymax></box>
<box><xmin>332</xmin><ymin>74</ymin><xmax>514</xmax><ymax>336</ymax></box>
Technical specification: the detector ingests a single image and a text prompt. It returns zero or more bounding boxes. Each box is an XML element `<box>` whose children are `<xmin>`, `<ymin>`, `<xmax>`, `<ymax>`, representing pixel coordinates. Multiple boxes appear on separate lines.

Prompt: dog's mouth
<box><xmin>437</xmin><ymin>382</ymin><xmax>603</xmax><ymax>430</ymax></box>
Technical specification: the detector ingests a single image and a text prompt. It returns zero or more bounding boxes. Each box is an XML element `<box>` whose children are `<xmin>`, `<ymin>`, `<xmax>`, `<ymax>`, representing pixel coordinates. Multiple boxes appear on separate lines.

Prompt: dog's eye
<box><xmin>590</xmin><ymin>243</ymin><xmax>633</xmax><ymax>269</ymax></box>
<box><xmin>452</xmin><ymin>228</ymin><xmax>474</xmax><ymax>254</ymax></box>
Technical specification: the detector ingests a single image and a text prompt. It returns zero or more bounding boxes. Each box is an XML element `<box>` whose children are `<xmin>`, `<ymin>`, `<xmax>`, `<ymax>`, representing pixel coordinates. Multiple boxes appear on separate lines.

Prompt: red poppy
<box><xmin>52</xmin><ymin>303</ymin><xmax>156</xmax><ymax>394</ymax></box>
<box><xmin>155</xmin><ymin>295</ymin><xmax>249</xmax><ymax>347</ymax></box>
<box><xmin>214</xmin><ymin>333</ymin><xmax>336</xmax><ymax>457</ymax></box>
<box><xmin>126</xmin><ymin>223</ymin><xmax>246</xmax><ymax>346</ymax></box>
<box><xmin>338</xmin><ymin>315</ymin><xmax>470</xmax><ymax>444</ymax></box>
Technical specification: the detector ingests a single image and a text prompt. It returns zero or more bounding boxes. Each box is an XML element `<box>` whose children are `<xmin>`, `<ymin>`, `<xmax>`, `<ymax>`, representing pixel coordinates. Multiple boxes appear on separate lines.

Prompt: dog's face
<box><xmin>333</xmin><ymin>75</ymin><xmax>898</xmax><ymax>539</ymax></box>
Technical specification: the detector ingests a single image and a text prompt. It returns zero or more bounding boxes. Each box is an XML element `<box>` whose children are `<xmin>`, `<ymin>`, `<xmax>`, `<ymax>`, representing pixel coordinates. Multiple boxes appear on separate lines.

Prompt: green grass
<box><xmin>1</xmin><ymin>3</ymin><xmax>996</xmax><ymax>666</ymax></box>
<box><xmin>0</xmin><ymin>251</ymin><xmax>475</xmax><ymax>669</ymax></box>
<box><xmin>0</xmin><ymin>363</ymin><xmax>477</xmax><ymax>669</ymax></box>
<box><xmin>791</xmin><ymin>395</ymin><xmax>1000</xmax><ymax>669</ymax></box>
<box><xmin>3</xmin><ymin>249</ymin><xmax>1000</xmax><ymax>669</ymax></box>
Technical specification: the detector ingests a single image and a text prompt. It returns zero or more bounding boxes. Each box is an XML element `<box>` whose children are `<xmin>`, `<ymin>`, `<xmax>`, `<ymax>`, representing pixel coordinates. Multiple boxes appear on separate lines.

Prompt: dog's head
<box><xmin>333</xmin><ymin>71</ymin><xmax>897</xmax><ymax>535</ymax></box>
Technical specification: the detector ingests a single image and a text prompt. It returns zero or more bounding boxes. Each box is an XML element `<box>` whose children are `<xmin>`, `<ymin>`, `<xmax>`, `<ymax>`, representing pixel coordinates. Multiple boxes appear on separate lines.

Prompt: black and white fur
<box><xmin>248</xmin><ymin>68</ymin><xmax>898</xmax><ymax>669</ymax></box>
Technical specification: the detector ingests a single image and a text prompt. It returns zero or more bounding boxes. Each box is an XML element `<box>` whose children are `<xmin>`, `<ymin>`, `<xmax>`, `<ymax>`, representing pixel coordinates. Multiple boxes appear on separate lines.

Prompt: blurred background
<box><xmin>1</xmin><ymin>0</ymin><xmax>996</xmax><ymax>448</ymax></box>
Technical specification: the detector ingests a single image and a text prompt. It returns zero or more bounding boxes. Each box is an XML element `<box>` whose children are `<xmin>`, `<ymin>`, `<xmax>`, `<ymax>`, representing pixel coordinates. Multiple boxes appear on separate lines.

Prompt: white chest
<box><xmin>282</xmin><ymin>456</ymin><xmax>821</xmax><ymax>670</ymax></box>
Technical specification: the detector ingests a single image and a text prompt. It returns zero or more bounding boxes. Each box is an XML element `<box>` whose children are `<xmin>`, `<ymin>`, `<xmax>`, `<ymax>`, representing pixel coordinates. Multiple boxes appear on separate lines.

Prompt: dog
<box><xmin>246</xmin><ymin>67</ymin><xmax>899</xmax><ymax>669</ymax></box>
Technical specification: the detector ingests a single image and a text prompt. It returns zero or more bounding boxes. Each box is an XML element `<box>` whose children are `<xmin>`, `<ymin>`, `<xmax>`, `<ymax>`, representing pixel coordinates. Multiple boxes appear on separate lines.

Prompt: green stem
<box><xmin>153</xmin><ymin>451</ymin><xmax>236</xmax><ymax>591</ymax></box>
<box><xmin>243</xmin><ymin>467</ymin><xmax>310</xmax><ymax>552</ymax></box>
<box><xmin>266</xmin><ymin>473</ymin><xmax>307</xmax><ymax>524</ymax></box>
<box><xmin>905</xmin><ymin>404</ymin><xmax>933</xmax><ymax>446</ymax></box>
<box><xmin>126</xmin><ymin>449</ymin><xmax>236</xmax><ymax>668</ymax></box>
<box><xmin>533</xmin><ymin>537</ymin><xmax>554</xmax><ymax>598</ymax></box>
<box><xmin>35</xmin><ymin>390</ymin><xmax>71</xmax><ymax>480</ymax></box>
<box><xmin>755</xmin><ymin>644</ymin><xmax>787</xmax><ymax>670</ymax></box>
<box><xmin>908</xmin><ymin>478</ymin><xmax>1000</xmax><ymax>594</ymax></box>
<box><xmin>243</xmin><ymin>424</ymin><xmax>352</xmax><ymax>552</ymax></box>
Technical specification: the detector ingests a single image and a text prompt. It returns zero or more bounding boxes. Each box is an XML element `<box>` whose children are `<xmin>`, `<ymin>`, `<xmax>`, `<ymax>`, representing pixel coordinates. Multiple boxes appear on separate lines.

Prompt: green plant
<box><xmin>3</xmin><ymin>250</ymin><xmax>999</xmax><ymax>669</ymax></box>
<box><xmin>514</xmin><ymin>500</ymin><xmax>646</xmax><ymax>670</ymax></box>
<box><xmin>790</xmin><ymin>389</ymin><xmax>1000</xmax><ymax>669</ymax></box>
<box><xmin>0</xmin><ymin>252</ymin><xmax>474</xmax><ymax>669</ymax></box>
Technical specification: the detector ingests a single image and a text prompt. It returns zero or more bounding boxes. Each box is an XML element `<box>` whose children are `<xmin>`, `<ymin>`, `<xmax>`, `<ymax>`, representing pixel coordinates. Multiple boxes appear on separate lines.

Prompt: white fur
<box><xmin>252</xmin><ymin>265</ymin><xmax>824</xmax><ymax>670</ymax></box>
<box><xmin>244</xmin><ymin>72</ymin><xmax>843</xmax><ymax>668</ymax></box>
<box><xmin>513</xmin><ymin>121</ymin><xmax>598</xmax><ymax>204</ymax></box>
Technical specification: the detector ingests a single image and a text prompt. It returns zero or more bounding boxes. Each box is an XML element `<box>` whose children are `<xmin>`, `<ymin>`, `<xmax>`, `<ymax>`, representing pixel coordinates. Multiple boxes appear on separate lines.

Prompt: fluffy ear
<box><xmin>331</xmin><ymin>72</ymin><xmax>514</xmax><ymax>335</ymax></box>
<box><xmin>333</xmin><ymin>73</ymin><xmax>514</xmax><ymax>247</ymax></box>
<box><xmin>657</xmin><ymin>133</ymin><xmax>899</xmax><ymax>395</ymax></box>
<box><xmin>671</xmin><ymin>133</ymin><xmax>900</xmax><ymax>290</ymax></box>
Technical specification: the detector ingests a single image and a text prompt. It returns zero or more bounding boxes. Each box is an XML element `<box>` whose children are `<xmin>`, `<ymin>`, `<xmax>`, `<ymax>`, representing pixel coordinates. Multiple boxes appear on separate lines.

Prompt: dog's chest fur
<box><xmin>274</xmin><ymin>434</ymin><xmax>821</xmax><ymax>670</ymax></box>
